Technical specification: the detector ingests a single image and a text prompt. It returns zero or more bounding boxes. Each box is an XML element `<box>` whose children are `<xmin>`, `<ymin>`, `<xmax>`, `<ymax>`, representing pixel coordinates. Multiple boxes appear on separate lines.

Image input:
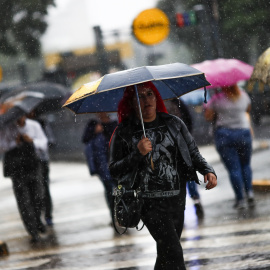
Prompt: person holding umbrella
<box><xmin>204</xmin><ymin>84</ymin><xmax>254</xmax><ymax>209</ymax></box>
<box><xmin>0</xmin><ymin>114</ymin><xmax>48</xmax><ymax>243</ymax></box>
<box><xmin>109</xmin><ymin>82</ymin><xmax>217</xmax><ymax>269</ymax></box>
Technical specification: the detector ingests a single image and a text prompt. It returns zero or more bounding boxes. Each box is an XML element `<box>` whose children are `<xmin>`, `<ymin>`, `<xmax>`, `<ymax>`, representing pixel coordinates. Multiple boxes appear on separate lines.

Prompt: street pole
<box><xmin>194</xmin><ymin>1</ymin><xmax>223</xmax><ymax>60</ymax></box>
<box><xmin>93</xmin><ymin>26</ymin><xmax>109</xmax><ymax>76</ymax></box>
<box><xmin>206</xmin><ymin>0</ymin><xmax>224</xmax><ymax>58</ymax></box>
<box><xmin>194</xmin><ymin>4</ymin><xmax>215</xmax><ymax>60</ymax></box>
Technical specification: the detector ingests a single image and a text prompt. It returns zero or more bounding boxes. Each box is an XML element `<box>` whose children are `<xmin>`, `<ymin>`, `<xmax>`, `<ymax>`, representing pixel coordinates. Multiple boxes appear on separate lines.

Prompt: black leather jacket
<box><xmin>109</xmin><ymin>112</ymin><xmax>216</xmax><ymax>189</ymax></box>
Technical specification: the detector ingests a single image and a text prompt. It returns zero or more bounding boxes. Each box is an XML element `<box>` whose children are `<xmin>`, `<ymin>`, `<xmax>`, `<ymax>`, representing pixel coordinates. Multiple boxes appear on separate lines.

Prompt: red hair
<box><xmin>117</xmin><ymin>81</ymin><xmax>168</xmax><ymax>123</ymax></box>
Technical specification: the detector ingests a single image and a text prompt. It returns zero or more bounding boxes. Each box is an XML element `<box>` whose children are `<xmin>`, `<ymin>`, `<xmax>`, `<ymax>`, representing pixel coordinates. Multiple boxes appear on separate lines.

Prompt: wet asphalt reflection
<box><xmin>1</xmin><ymin>143</ymin><xmax>270</xmax><ymax>270</ymax></box>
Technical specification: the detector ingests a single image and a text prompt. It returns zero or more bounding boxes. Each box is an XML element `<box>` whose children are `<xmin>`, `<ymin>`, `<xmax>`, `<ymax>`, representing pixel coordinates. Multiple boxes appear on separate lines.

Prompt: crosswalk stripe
<box><xmin>2</xmin><ymin>163</ymin><xmax>270</xmax><ymax>270</ymax></box>
<box><xmin>0</xmin><ymin>259</ymin><xmax>51</xmax><ymax>270</ymax></box>
<box><xmin>2</xmin><ymin>227</ymin><xmax>270</xmax><ymax>269</ymax></box>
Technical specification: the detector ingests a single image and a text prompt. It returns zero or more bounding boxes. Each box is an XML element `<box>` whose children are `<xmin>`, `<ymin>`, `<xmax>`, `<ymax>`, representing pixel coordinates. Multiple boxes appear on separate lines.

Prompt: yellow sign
<box><xmin>0</xmin><ymin>66</ymin><xmax>2</xmax><ymax>81</ymax></box>
<box><xmin>133</xmin><ymin>8</ymin><xmax>170</xmax><ymax>46</ymax></box>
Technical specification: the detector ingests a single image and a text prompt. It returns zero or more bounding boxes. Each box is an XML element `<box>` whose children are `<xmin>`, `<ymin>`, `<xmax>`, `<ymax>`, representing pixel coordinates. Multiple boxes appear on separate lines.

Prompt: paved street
<box><xmin>0</xmin><ymin>140</ymin><xmax>270</xmax><ymax>270</ymax></box>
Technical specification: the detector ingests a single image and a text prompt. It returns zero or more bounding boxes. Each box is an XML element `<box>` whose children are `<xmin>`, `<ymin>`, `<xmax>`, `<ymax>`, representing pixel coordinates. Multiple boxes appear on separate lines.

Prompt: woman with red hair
<box><xmin>117</xmin><ymin>81</ymin><xmax>168</xmax><ymax>123</ymax></box>
<box><xmin>110</xmin><ymin>81</ymin><xmax>217</xmax><ymax>269</ymax></box>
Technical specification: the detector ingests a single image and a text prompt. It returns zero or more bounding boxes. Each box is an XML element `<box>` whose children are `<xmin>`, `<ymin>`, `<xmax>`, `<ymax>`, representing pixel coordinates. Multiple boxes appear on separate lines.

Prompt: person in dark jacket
<box><xmin>165</xmin><ymin>98</ymin><xmax>204</xmax><ymax>219</ymax></box>
<box><xmin>109</xmin><ymin>82</ymin><xmax>217</xmax><ymax>270</ymax></box>
<box><xmin>28</xmin><ymin>111</ymin><xmax>55</xmax><ymax>227</ymax></box>
<box><xmin>0</xmin><ymin>116</ymin><xmax>48</xmax><ymax>243</ymax></box>
<box><xmin>82</xmin><ymin>113</ymin><xmax>117</xmax><ymax>224</ymax></box>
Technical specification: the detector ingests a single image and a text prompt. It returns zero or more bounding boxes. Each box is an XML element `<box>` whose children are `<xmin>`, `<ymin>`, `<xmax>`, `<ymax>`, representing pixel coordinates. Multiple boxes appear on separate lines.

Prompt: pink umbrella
<box><xmin>192</xmin><ymin>58</ymin><xmax>254</xmax><ymax>89</ymax></box>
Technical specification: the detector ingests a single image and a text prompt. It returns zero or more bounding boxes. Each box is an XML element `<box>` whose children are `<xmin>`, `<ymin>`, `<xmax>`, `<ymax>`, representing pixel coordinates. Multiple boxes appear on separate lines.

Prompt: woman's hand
<box><xmin>137</xmin><ymin>137</ymin><xmax>152</xmax><ymax>156</ymax></box>
<box><xmin>204</xmin><ymin>172</ymin><xmax>217</xmax><ymax>190</ymax></box>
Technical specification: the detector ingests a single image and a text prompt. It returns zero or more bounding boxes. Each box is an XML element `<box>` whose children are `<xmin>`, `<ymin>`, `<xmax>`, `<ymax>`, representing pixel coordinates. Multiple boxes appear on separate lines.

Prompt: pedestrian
<box><xmin>82</xmin><ymin>113</ymin><xmax>117</xmax><ymax>225</ymax></box>
<box><xmin>28</xmin><ymin>111</ymin><xmax>54</xmax><ymax>227</ymax></box>
<box><xmin>204</xmin><ymin>84</ymin><xmax>254</xmax><ymax>209</ymax></box>
<box><xmin>165</xmin><ymin>98</ymin><xmax>204</xmax><ymax>219</ymax></box>
<box><xmin>109</xmin><ymin>82</ymin><xmax>217</xmax><ymax>269</ymax></box>
<box><xmin>0</xmin><ymin>115</ymin><xmax>48</xmax><ymax>243</ymax></box>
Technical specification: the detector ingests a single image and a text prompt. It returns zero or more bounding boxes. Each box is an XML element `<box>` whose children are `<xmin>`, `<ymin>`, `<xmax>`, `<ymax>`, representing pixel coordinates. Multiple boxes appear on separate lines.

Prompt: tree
<box><xmin>218</xmin><ymin>0</ymin><xmax>270</xmax><ymax>62</ymax></box>
<box><xmin>0</xmin><ymin>0</ymin><xmax>55</xmax><ymax>58</ymax></box>
<box><xmin>156</xmin><ymin>0</ymin><xmax>270</xmax><ymax>63</ymax></box>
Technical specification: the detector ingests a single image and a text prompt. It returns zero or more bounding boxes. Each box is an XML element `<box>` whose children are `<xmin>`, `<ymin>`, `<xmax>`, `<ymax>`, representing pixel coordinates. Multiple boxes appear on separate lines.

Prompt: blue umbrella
<box><xmin>64</xmin><ymin>63</ymin><xmax>210</xmax><ymax>170</ymax></box>
<box><xmin>63</xmin><ymin>63</ymin><xmax>210</xmax><ymax>115</ymax></box>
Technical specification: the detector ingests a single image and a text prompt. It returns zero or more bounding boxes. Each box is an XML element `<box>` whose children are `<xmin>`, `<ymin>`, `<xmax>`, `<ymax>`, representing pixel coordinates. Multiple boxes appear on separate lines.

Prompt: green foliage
<box><xmin>218</xmin><ymin>0</ymin><xmax>270</xmax><ymax>60</ymax></box>
<box><xmin>0</xmin><ymin>0</ymin><xmax>55</xmax><ymax>58</ymax></box>
<box><xmin>156</xmin><ymin>0</ymin><xmax>270</xmax><ymax>62</ymax></box>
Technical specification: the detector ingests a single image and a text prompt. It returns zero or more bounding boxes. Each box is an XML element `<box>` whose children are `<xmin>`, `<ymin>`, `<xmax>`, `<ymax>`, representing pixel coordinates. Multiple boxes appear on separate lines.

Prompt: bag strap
<box><xmin>112</xmin><ymin>197</ymin><xmax>128</xmax><ymax>235</ymax></box>
<box><xmin>136</xmin><ymin>222</ymin><xmax>144</xmax><ymax>231</ymax></box>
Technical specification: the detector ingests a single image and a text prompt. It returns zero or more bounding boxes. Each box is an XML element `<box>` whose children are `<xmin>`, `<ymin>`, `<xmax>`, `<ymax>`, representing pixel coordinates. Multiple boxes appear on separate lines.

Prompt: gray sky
<box><xmin>41</xmin><ymin>0</ymin><xmax>158</xmax><ymax>53</ymax></box>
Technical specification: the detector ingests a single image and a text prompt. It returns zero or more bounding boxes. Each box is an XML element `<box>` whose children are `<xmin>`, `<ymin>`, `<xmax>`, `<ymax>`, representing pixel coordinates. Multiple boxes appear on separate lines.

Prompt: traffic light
<box><xmin>176</xmin><ymin>11</ymin><xmax>197</xmax><ymax>28</ymax></box>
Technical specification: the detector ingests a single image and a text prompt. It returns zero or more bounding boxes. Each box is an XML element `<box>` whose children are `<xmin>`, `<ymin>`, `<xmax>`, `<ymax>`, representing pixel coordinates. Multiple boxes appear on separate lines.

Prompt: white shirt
<box><xmin>0</xmin><ymin>119</ymin><xmax>48</xmax><ymax>160</ymax></box>
<box><xmin>206</xmin><ymin>89</ymin><xmax>251</xmax><ymax>129</ymax></box>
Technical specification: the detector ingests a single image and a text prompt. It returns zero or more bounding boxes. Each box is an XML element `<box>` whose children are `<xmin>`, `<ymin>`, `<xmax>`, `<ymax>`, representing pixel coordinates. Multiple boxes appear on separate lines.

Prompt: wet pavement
<box><xmin>0</xmin><ymin>140</ymin><xmax>270</xmax><ymax>270</ymax></box>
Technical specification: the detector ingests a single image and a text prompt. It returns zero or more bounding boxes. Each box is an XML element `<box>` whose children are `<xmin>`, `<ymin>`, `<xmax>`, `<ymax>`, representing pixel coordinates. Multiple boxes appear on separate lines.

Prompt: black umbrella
<box><xmin>0</xmin><ymin>91</ymin><xmax>44</xmax><ymax>129</ymax></box>
<box><xmin>0</xmin><ymin>81</ymin><xmax>71</xmax><ymax>116</ymax></box>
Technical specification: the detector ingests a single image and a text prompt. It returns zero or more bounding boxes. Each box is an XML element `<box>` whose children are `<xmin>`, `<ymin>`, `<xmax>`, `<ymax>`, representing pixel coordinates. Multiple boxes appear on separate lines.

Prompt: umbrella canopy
<box><xmin>248</xmin><ymin>47</ymin><xmax>270</xmax><ymax>91</ymax></box>
<box><xmin>0</xmin><ymin>81</ymin><xmax>71</xmax><ymax>115</ymax></box>
<box><xmin>63</xmin><ymin>63</ymin><xmax>210</xmax><ymax>114</ymax></box>
<box><xmin>191</xmin><ymin>58</ymin><xmax>254</xmax><ymax>89</ymax></box>
<box><xmin>0</xmin><ymin>91</ymin><xmax>44</xmax><ymax>129</ymax></box>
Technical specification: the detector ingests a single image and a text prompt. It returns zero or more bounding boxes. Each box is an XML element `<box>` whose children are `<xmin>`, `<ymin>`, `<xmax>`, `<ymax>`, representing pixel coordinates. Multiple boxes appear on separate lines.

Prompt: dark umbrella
<box><xmin>64</xmin><ymin>62</ymin><xmax>211</xmax><ymax>171</ymax></box>
<box><xmin>0</xmin><ymin>81</ymin><xmax>71</xmax><ymax>116</ymax></box>
<box><xmin>63</xmin><ymin>63</ymin><xmax>210</xmax><ymax>135</ymax></box>
<box><xmin>0</xmin><ymin>91</ymin><xmax>44</xmax><ymax>129</ymax></box>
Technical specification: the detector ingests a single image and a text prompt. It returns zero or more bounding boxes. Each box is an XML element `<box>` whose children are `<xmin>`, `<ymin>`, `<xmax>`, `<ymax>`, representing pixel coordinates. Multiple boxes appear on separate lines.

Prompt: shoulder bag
<box><xmin>113</xmin><ymin>184</ymin><xmax>144</xmax><ymax>235</ymax></box>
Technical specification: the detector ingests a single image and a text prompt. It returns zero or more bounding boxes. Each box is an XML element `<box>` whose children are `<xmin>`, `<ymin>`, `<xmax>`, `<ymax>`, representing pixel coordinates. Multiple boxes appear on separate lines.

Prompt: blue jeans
<box><xmin>215</xmin><ymin>128</ymin><xmax>253</xmax><ymax>201</ymax></box>
<box><xmin>187</xmin><ymin>181</ymin><xmax>200</xmax><ymax>199</ymax></box>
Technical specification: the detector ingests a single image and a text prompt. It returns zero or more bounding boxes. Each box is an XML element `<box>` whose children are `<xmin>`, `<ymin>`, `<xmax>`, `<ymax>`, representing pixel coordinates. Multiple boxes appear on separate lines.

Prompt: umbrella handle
<box><xmin>135</xmin><ymin>85</ymin><xmax>154</xmax><ymax>170</ymax></box>
<box><xmin>134</xmin><ymin>85</ymin><xmax>146</xmax><ymax>137</ymax></box>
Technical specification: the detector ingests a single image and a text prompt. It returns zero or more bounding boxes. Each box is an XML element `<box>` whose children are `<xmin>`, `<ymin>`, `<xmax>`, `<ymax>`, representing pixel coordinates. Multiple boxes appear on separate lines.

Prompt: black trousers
<box><xmin>39</xmin><ymin>160</ymin><xmax>53</xmax><ymax>220</ymax></box>
<box><xmin>11</xmin><ymin>172</ymin><xmax>43</xmax><ymax>238</ymax></box>
<box><xmin>141</xmin><ymin>197</ymin><xmax>186</xmax><ymax>270</ymax></box>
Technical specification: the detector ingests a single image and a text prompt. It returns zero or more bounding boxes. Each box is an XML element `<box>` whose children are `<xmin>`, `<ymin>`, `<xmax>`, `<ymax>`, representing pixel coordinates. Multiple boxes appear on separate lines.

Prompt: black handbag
<box><xmin>113</xmin><ymin>185</ymin><xmax>144</xmax><ymax>234</ymax></box>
